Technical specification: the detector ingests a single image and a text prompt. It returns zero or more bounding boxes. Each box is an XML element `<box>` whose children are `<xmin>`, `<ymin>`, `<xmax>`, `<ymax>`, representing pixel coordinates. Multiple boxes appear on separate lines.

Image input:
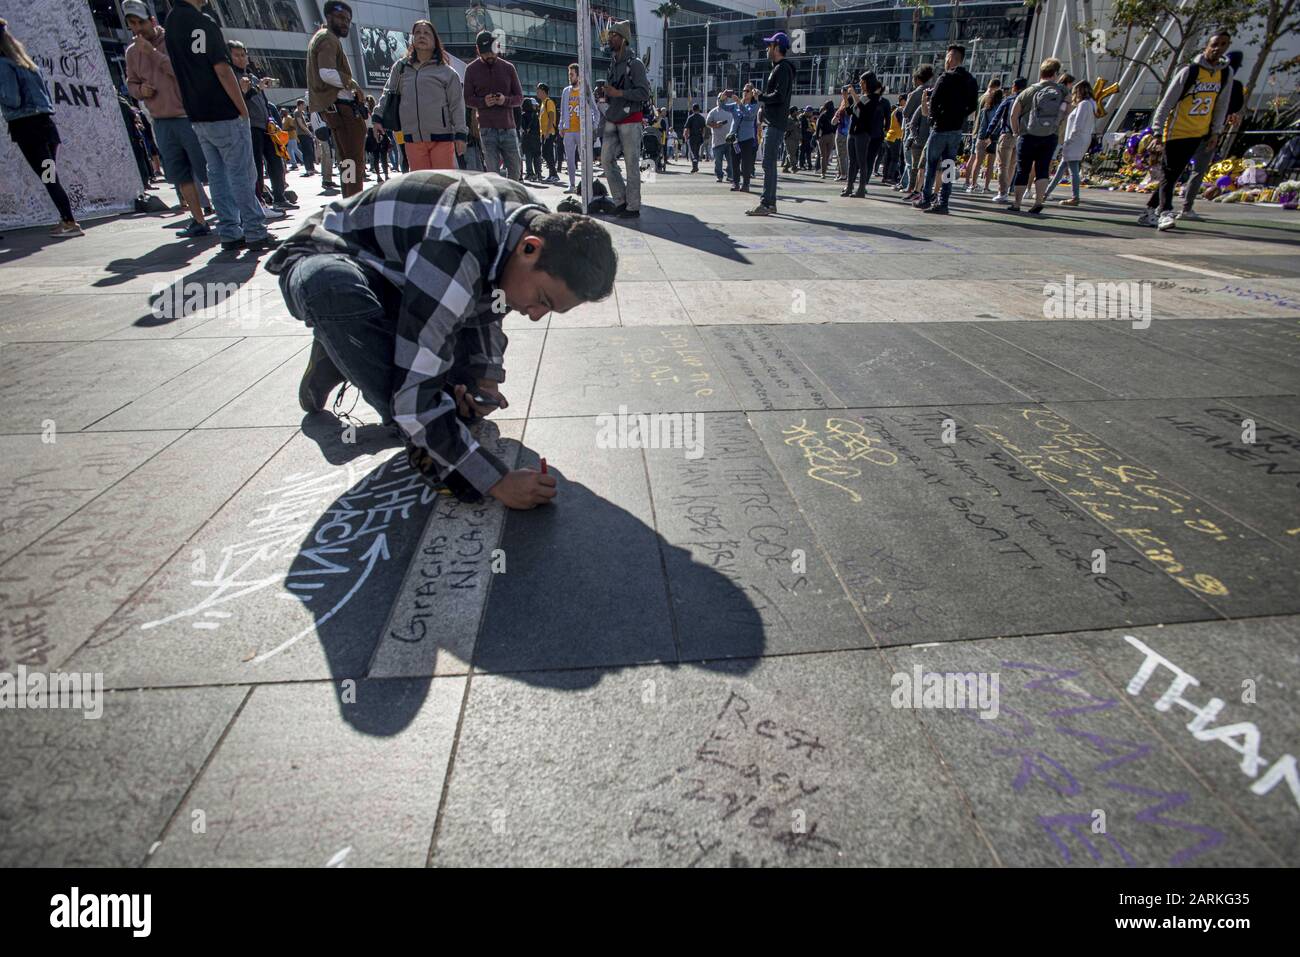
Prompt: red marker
<box><xmin>540</xmin><ymin>457</ymin><xmax>548</xmax><ymax>474</ymax></box>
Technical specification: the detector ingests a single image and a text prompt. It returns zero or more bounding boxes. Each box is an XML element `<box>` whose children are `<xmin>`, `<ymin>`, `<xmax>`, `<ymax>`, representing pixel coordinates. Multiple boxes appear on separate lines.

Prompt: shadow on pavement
<box><xmin>288</xmin><ymin>428</ymin><xmax>765</xmax><ymax>735</ymax></box>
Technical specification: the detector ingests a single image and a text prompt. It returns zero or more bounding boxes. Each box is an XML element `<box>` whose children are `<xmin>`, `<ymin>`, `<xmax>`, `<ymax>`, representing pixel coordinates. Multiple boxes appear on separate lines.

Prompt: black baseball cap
<box><xmin>476</xmin><ymin>31</ymin><xmax>495</xmax><ymax>53</ymax></box>
<box><xmin>323</xmin><ymin>1</ymin><xmax>351</xmax><ymax>15</ymax></box>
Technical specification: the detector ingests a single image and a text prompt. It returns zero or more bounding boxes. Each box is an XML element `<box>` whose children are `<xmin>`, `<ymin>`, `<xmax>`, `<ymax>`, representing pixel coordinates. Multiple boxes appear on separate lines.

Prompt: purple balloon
<box><xmin>1216</xmin><ymin>174</ymin><xmax>1234</xmax><ymax>188</ymax></box>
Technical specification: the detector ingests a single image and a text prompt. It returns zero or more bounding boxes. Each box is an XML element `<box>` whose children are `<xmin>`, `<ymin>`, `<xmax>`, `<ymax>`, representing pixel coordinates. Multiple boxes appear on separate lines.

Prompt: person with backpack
<box><xmin>1139</xmin><ymin>27</ymin><xmax>1234</xmax><ymax>231</ymax></box>
<box><xmin>1044</xmin><ymin>80</ymin><xmax>1096</xmax><ymax>206</ymax></box>
<box><xmin>1004</xmin><ymin>57</ymin><xmax>1067</xmax><ymax>214</ymax></box>
<box><xmin>1180</xmin><ymin>47</ymin><xmax>1245</xmax><ymax>221</ymax></box>
<box><xmin>899</xmin><ymin>65</ymin><xmax>934</xmax><ymax>198</ymax></box>
<box><xmin>747</xmin><ymin>30</ymin><xmax>796</xmax><ymax>217</ymax></box>
<box><xmin>988</xmin><ymin>76</ymin><xmax>1026</xmax><ymax>203</ymax></box>
<box><xmin>914</xmin><ymin>45</ymin><xmax>978</xmax><ymax>214</ymax></box>
<box><xmin>380</xmin><ymin>20</ymin><xmax>465</xmax><ymax>172</ymax></box>
<box><xmin>843</xmin><ymin>71</ymin><xmax>887</xmax><ymax>197</ymax></box>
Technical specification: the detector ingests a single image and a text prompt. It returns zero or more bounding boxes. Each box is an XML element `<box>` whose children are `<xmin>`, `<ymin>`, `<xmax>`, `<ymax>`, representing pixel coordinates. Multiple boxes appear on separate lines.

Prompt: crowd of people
<box><xmin>0</xmin><ymin>4</ymin><xmax>1248</xmax><ymax>238</ymax></box>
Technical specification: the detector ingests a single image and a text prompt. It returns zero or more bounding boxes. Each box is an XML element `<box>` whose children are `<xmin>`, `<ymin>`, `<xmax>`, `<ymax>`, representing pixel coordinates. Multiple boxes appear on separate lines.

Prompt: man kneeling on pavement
<box><xmin>266</xmin><ymin>170</ymin><xmax>618</xmax><ymax>509</ymax></box>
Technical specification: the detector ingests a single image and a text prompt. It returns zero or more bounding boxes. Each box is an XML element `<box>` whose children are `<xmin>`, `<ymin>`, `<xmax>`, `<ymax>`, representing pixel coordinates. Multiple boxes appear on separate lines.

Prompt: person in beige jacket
<box><xmin>307</xmin><ymin>0</ymin><xmax>365</xmax><ymax>197</ymax></box>
<box><xmin>123</xmin><ymin>0</ymin><xmax>210</xmax><ymax>235</ymax></box>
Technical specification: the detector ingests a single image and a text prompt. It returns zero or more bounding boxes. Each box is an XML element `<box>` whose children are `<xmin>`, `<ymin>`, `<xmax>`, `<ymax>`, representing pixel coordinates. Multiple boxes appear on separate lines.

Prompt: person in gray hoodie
<box><xmin>382</xmin><ymin>20</ymin><xmax>466</xmax><ymax>171</ymax></box>
<box><xmin>1139</xmin><ymin>27</ymin><xmax>1234</xmax><ymax>231</ymax></box>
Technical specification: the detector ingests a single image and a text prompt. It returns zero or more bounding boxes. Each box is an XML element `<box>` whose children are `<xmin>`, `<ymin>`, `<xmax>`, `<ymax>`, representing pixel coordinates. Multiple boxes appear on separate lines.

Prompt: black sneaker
<box><xmin>616</xmin><ymin>206</ymin><xmax>640</xmax><ymax>219</ymax></box>
<box><xmin>1028</xmin><ymin>204</ymin><xmax>1044</xmax><ymax>215</ymax></box>
<box><xmin>245</xmin><ymin>235</ymin><xmax>281</xmax><ymax>251</ymax></box>
<box><xmin>923</xmin><ymin>205</ymin><xmax>949</xmax><ymax>215</ymax></box>
<box><xmin>298</xmin><ymin>339</ymin><xmax>346</xmax><ymax>413</ymax></box>
<box><xmin>220</xmin><ymin>237</ymin><xmax>245</xmax><ymax>251</ymax></box>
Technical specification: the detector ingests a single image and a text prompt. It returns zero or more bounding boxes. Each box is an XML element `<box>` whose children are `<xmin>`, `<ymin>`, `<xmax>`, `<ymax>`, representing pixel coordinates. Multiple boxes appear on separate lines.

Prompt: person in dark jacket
<box><xmin>843</xmin><ymin>71</ymin><xmax>886</xmax><ymax>197</ymax></box>
<box><xmin>914</xmin><ymin>44</ymin><xmax>979</xmax><ymax>214</ymax></box>
<box><xmin>519</xmin><ymin>96</ymin><xmax>543</xmax><ymax>180</ymax></box>
<box><xmin>815</xmin><ymin>100</ymin><xmax>836</xmax><ymax>179</ymax></box>
<box><xmin>748</xmin><ymin>30</ymin><xmax>795</xmax><ymax>216</ymax></box>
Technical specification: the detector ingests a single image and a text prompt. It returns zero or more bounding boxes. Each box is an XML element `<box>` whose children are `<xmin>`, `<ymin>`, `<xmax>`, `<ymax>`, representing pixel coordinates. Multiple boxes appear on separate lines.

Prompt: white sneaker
<box><xmin>966</xmin><ymin>184</ymin><xmax>977</xmax><ymax>193</ymax></box>
<box><xmin>1137</xmin><ymin>209</ymin><xmax>1159</xmax><ymax>227</ymax></box>
<box><xmin>991</xmin><ymin>193</ymin><xmax>1009</xmax><ymax>204</ymax></box>
<box><xmin>1157</xmin><ymin>211</ymin><xmax>1177</xmax><ymax>231</ymax></box>
<box><xmin>1178</xmin><ymin>209</ymin><xmax>1204</xmax><ymax>221</ymax></box>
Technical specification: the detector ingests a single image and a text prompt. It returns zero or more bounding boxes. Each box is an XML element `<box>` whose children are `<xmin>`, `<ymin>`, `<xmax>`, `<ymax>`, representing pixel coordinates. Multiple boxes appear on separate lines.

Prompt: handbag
<box><xmin>377</xmin><ymin>62</ymin><xmax>404</xmax><ymax>131</ymax></box>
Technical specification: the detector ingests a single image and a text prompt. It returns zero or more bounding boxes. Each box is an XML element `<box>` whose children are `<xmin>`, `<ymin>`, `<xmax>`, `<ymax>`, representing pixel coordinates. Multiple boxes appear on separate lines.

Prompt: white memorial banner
<box><xmin>0</xmin><ymin>0</ymin><xmax>138</xmax><ymax>229</ymax></box>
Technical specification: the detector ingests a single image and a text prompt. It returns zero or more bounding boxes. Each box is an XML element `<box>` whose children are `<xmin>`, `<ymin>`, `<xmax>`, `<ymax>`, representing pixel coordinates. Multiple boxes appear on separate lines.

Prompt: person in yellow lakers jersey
<box><xmin>1140</xmin><ymin>27</ymin><xmax>1233</xmax><ymax>232</ymax></box>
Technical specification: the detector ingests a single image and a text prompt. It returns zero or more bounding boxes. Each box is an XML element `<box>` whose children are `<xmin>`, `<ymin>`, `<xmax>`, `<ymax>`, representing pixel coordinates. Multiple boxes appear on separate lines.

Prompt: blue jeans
<box><xmin>480</xmin><ymin>127</ymin><xmax>522</xmax><ymax>180</ymax></box>
<box><xmin>712</xmin><ymin>143</ymin><xmax>731</xmax><ymax>180</ymax></box>
<box><xmin>281</xmin><ymin>253</ymin><xmax>400</xmax><ymax>423</ymax></box>
<box><xmin>1045</xmin><ymin>159</ymin><xmax>1081</xmax><ymax>200</ymax></box>
<box><xmin>921</xmin><ymin>130</ymin><xmax>964</xmax><ymax>208</ymax></box>
<box><xmin>192</xmin><ymin>116</ymin><xmax>266</xmax><ymax>243</ymax></box>
<box><xmin>760</xmin><ymin>127</ymin><xmax>781</xmax><ymax>207</ymax></box>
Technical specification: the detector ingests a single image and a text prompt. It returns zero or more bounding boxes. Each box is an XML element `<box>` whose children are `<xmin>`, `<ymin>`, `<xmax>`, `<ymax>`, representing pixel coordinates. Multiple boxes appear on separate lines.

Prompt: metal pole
<box><xmin>1079</xmin><ymin>0</ymin><xmax>1096</xmax><ymax>82</ymax></box>
<box><xmin>577</xmin><ymin>0</ymin><xmax>595</xmax><ymax>212</ymax></box>
<box><xmin>703</xmin><ymin>21</ymin><xmax>710</xmax><ymax>105</ymax></box>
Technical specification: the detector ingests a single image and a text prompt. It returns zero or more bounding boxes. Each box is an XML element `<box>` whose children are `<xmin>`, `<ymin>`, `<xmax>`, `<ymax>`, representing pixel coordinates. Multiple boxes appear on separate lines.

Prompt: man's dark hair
<box><xmin>948</xmin><ymin>44</ymin><xmax>965</xmax><ymax>60</ymax></box>
<box><xmin>692</xmin><ymin>103</ymin><xmax>701</xmax><ymax>111</ymax></box>
<box><xmin>1012</xmin><ymin>76</ymin><xmax>1028</xmax><ymax>92</ymax></box>
<box><xmin>1209</xmin><ymin>26</ymin><xmax>1232</xmax><ymax>40</ymax></box>
<box><xmin>913</xmin><ymin>65</ymin><xmax>935</xmax><ymax>85</ymax></box>
<box><xmin>569</xmin><ymin>62</ymin><xmax>579</xmax><ymax>72</ymax></box>
<box><xmin>531</xmin><ymin>213</ymin><xmax>617</xmax><ymax>303</ymax></box>
<box><xmin>536</xmin><ymin>82</ymin><xmax>549</xmax><ymax>93</ymax></box>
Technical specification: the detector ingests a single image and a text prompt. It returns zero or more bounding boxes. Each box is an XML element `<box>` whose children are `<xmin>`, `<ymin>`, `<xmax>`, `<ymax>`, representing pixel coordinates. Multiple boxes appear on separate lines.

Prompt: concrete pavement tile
<box><xmin>369</xmin><ymin>422</ymin><xmax>521</xmax><ymax>678</ymax></box>
<box><xmin>70</xmin><ymin>429</ymin><xmax>450</xmax><ymax>687</ymax></box>
<box><xmin>473</xmin><ymin>416</ymin><xmax>678</xmax><ymax>673</ymax></box>
<box><xmin>0</xmin><ymin>337</ymin><xmax>236</xmax><ymax>433</ymax></box>
<box><xmin>1041</xmin><ymin>399</ymin><xmax>1300</xmax><ymax>550</ymax></box>
<box><xmin>0</xmin><ymin>431</ymin><xmax>179</xmax><ymax>565</ymax></box>
<box><xmin>1068</xmin><ymin>618</ymin><xmax>1300</xmax><ymax>863</ymax></box>
<box><xmin>0</xmin><ymin>428</ymin><xmax>293</xmax><ymax>673</ymax></box>
<box><xmin>978</xmin><ymin>320</ymin><xmax>1292</xmax><ymax>398</ymax></box>
<box><xmin>89</xmin><ymin>336</ymin><xmax>308</xmax><ymax>431</ymax></box>
<box><xmin>645</xmin><ymin>413</ymin><xmax>866</xmax><ymax>658</ymax></box>
<box><xmin>966</xmin><ymin>402</ymin><xmax>1299</xmax><ymax>619</ymax></box>
<box><xmin>433</xmin><ymin>654</ymin><xmax>988</xmax><ymax>866</ymax></box>
<box><xmin>885</xmin><ymin>635</ymin><xmax>1279</xmax><ymax>866</ymax></box>
<box><xmin>0</xmin><ymin>685</ymin><xmax>246</xmax><ymax>866</ymax></box>
<box><xmin>148</xmin><ymin>678</ymin><xmax>463</xmax><ymax>866</ymax></box>
<box><xmin>746</xmin><ymin>407</ymin><xmax>1217</xmax><ymax>644</ymax></box>
<box><xmin>529</xmin><ymin>327</ymin><xmax>741</xmax><ymax>417</ymax></box>
<box><xmin>914</xmin><ymin>324</ymin><xmax>1115</xmax><ymax>400</ymax></box>
<box><xmin>698</xmin><ymin>325</ymin><xmax>842</xmax><ymax>411</ymax></box>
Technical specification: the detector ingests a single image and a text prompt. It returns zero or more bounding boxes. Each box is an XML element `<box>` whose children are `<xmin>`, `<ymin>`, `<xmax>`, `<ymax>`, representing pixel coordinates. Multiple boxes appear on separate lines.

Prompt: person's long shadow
<box><xmin>287</xmin><ymin>424</ymin><xmax>766</xmax><ymax>736</ymax></box>
<box><xmin>132</xmin><ymin>255</ymin><xmax>264</xmax><ymax>327</ymax></box>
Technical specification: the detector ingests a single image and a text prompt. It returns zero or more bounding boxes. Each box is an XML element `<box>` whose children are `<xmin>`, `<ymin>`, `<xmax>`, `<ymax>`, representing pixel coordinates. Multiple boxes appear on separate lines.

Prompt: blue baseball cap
<box><xmin>762</xmin><ymin>32</ymin><xmax>790</xmax><ymax>51</ymax></box>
